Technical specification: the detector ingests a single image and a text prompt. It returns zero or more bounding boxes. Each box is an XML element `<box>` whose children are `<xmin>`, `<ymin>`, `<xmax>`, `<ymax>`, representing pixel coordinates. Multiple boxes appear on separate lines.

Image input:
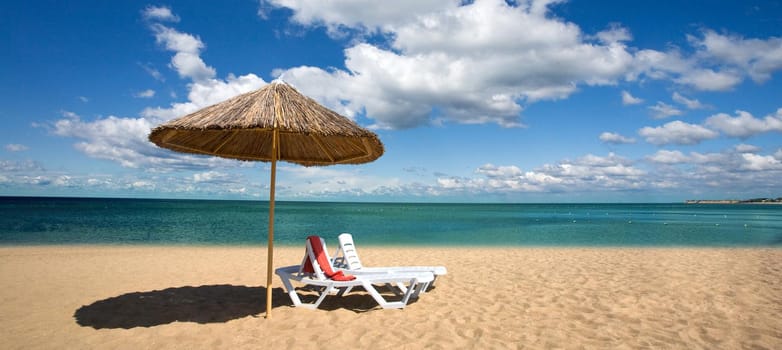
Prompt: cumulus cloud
<box><xmin>704</xmin><ymin>109</ymin><xmax>782</xmax><ymax>138</ymax></box>
<box><xmin>674</xmin><ymin>68</ymin><xmax>742</xmax><ymax>91</ymax></box>
<box><xmin>141</xmin><ymin>73</ymin><xmax>266</xmax><ymax>123</ymax></box>
<box><xmin>50</xmin><ymin>111</ymin><xmax>243</xmax><ymax>170</ymax></box>
<box><xmin>740</xmin><ymin>153</ymin><xmax>782</xmax><ymax>171</ymax></box>
<box><xmin>672</xmin><ymin>92</ymin><xmax>706</xmax><ymax>109</ymax></box>
<box><xmin>630</xmin><ymin>48</ymin><xmax>743</xmax><ymax>91</ymax></box>
<box><xmin>638</xmin><ymin>120</ymin><xmax>719</xmax><ymax>145</ymax></box>
<box><xmin>629</xmin><ymin>29</ymin><xmax>782</xmax><ymax>92</ymax></box>
<box><xmin>134</xmin><ymin>89</ymin><xmax>156</xmax><ymax>98</ymax></box>
<box><xmin>621</xmin><ymin>90</ymin><xmax>643</xmax><ymax>105</ymax></box>
<box><xmin>0</xmin><ymin>159</ymin><xmax>43</xmax><ymax>172</ymax></box>
<box><xmin>269</xmin><ymin>0</ymin><xmax>634</xmax><ymax>129</ymax></box>
<box><xmin>642</xmin><ymin>147</ymin><xmax>782</xmax><ymax>194</ymax></box>
<box><xmin>193</xmin><ymin>171</ymin><xmax>232</xmax><ymax>183</ymax></box>
<box><xmin>438</xmin><ymin>153</ymin><xmax>647</xmax><ymax>195</ymax></box>
<box><xmin>646</xmin><ymin>150</ymin><xmax>688</xmax><ymax>164</ymax></box>
<box><xmin>142</xmin><ymin>5</ymin><xmax>180</xmax><ymax>22</ymax></box>
<box><xmin>49</xmin><ymin>8</ymin><xmax>267</xmax><ymax>173</ymax></box>
<box><xmin>646</xmin><ymin>150</ymin><xmax>725</xmax><ymax>165</ymax></box>
<box><xmin>476</xmin><ymin>164</ymin><xmax>523</xmax><ymax>178</ymax></box>
<box><xmin>599</xmin><ymin>132</ymin><xmax>636</xmax><ymax>144</ymax></box>
<box><xmin>277</xmin><ymin>165</ymin><xmax>407</xmax><ymax>198</ymax></box>
<box><xmin>149</xmin><ymin>23</ymin><xmax>215</xmax><ymax>82</ymax></box>
<box><xmin>259</xmin><ymin>0</ymin><xmax>459</xmax><ymax>35</ymax></box>
<box><xmin>5</xmin><ymin>144</ymin><xmax>29</xmax><ymax>152</ymax></box>
<box><xmin>735</xmin><ymin>143</ymin><xmax>761</xmax><ymax>153</ymax></box>
<box><xmin>258</xmin><ymin>1</ymin><xmax>782</xmax><ymax>130</ymax></box>
<box><xmin>689</xmin><ymin>30</ymin><xmax>782</xmax><ymax>83</ymax></box>
<box><xmin>648</xmin><ymin>102</ymin><xmax>683</xmax><ymax>119</ymax></box>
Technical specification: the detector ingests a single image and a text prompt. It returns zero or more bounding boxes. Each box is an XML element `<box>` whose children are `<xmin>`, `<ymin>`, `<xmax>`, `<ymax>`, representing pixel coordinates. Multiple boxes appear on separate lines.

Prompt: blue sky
<box><xmin>2</xmin><ymin>0</ymin><xmax>782</xmax><ymax>202</ymax></box>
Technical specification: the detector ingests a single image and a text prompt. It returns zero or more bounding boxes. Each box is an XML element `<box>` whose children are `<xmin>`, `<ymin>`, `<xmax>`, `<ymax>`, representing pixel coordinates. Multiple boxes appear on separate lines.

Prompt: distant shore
<box><xmin>685</xmin><ymin>198</ymin><xmax>782</xmax><ymax>204</ymax></box>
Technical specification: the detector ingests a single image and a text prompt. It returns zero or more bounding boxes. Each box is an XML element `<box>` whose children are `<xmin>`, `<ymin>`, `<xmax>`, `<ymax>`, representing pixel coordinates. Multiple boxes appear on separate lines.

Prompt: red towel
<box><xmin>302</xmin><ymin>236</ymin><xmax>356</xmax><ymax>281</ymax></box>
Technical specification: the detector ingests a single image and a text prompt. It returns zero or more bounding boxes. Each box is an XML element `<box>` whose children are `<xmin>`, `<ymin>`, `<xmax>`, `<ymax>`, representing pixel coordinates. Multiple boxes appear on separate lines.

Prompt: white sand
<box><xmin>1</xmin><ymin>246</ymin><xmax>780</xmax><ymax>349</ymax></box>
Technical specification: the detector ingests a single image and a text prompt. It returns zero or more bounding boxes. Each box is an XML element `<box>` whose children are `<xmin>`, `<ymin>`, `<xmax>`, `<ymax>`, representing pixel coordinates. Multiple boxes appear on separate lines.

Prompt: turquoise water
<box><xmin>1</xmin><ymin>197</ymin><xmax>781</xmax><ymax>246</ymax></box>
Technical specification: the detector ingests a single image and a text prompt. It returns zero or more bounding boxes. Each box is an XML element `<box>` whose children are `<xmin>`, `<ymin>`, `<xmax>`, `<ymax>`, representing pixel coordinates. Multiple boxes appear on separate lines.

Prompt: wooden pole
<box><xmin>265</xmin><ymin>128</ymin><xmax>278</xmax><ymax>318</ymax></box>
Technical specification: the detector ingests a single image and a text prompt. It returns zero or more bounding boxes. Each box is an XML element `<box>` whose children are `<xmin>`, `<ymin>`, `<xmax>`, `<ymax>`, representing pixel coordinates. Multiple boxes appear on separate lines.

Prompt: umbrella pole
<box><xmin>265</xmin><ymin>129</ymin><xmax>279</xmax><ymax>319</ymax></box>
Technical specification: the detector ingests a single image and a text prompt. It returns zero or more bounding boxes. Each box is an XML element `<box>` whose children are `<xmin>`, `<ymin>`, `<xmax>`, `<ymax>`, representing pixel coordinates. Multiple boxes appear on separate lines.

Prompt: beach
<box><xmin>1</xmin><ymin>246</ymin><xmax>780</xmax><ymax>349</ymax></box>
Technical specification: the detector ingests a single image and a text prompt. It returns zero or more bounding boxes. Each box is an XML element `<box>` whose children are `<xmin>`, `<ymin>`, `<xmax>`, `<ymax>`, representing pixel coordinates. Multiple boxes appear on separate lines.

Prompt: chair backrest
<box><xmin>337</xmin><ymin>233</ymin><xmax>363</xmax><ymax>270</ymax></box>
<box><xmin>300</xmin><ymin>236</ymin><xmax>332</xmax><ymax>280</ymax></box>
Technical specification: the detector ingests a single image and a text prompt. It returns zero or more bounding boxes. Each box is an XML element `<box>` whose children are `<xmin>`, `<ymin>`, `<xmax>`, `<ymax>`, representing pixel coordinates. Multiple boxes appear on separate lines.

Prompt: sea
<box><xmin>1</xmin><ymin>196</ymin><xmax>781</xmax><ymax>247</ymax></box>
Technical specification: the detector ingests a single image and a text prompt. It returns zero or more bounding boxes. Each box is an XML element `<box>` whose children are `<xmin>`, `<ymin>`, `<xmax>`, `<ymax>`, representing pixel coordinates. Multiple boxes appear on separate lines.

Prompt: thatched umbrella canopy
<box><xmin>148</xmin><ymin>80</ymin><xmax>384</xmax><ymax>318</ymax></box>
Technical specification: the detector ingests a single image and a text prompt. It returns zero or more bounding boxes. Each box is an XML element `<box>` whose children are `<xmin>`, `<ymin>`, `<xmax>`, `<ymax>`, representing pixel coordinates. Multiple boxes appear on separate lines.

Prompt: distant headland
<box><xmin>685</xmin><ymin>197</ymin><xmax>782</xmax><ymax>204</ymax></box>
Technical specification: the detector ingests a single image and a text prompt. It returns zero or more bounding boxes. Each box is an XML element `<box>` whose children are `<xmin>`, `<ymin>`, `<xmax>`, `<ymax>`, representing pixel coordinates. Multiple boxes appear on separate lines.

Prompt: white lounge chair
<box><xmin>331</xmin><ymin>233</ymin><xmax>447</xmax><ymax>288</ymax></box>
<box><xmin>275</xmin><ymin>236</ymin><xmax>434</xmax><ymax>310</ymax></box>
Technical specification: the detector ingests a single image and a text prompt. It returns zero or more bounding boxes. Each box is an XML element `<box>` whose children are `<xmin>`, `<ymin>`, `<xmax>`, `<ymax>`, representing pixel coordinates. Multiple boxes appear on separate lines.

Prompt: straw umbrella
<box><xmin>148</xmin><ymin>80</ymin><xmax>384</xmax><ymax>318</ymax></box>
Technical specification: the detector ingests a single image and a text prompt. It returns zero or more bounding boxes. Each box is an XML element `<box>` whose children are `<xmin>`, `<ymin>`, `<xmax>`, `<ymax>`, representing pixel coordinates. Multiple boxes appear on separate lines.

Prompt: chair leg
<box><xmin>361</xmin><ymin>278</ymin><xmax>420</xmax><ymax>309</ymax></box>
<box><xmin>278</xmin><ymin>274</ymin><xmax>333</xmax><ymax>310</ymax></box>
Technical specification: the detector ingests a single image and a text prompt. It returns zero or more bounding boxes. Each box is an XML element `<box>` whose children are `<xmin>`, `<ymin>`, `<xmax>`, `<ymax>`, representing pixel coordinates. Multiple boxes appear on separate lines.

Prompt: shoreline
<box><xmin>2</xmin><ymin>245</ymin><xmax>781</xmax><ymax>349</ymax></box>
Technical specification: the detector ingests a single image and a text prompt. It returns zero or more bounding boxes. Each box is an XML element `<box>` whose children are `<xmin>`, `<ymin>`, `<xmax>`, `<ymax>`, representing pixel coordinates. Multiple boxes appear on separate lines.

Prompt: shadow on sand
<box><xmin>74</xmin><ymin>285</ymin><xmax>286</xmax><ymax>329</ymax></box>
<box><xmin>75</xmin><ymin>284</ymin><xmax>423</xmax><ymax>328</ymax></box>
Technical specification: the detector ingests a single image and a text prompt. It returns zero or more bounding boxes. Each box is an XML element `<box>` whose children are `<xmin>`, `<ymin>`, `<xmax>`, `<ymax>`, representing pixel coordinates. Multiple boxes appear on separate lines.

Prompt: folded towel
<box><xmin>303</xmin><ymin>236</ymin><xmax>356</xmax><ymax>281</ymax></box>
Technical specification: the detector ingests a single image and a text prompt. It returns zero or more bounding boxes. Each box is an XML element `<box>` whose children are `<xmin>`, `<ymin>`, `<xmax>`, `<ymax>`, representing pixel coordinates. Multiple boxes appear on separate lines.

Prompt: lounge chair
<box><xmin>275</xmin><ymin>236</ymin><xmax>434</xmax><ymax>310</ymax></box>
<box><xmin>331</xmin><ymin>233</ymin><xmax>447</xmax><ymax>288</ymax></box>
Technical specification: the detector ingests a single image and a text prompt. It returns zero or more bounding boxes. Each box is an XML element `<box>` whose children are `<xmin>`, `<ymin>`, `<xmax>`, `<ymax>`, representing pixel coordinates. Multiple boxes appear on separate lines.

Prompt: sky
<box><xmin>2</xmin><ymin>0</ymin><xmax>782</xmax><ymax>203</ymax></box>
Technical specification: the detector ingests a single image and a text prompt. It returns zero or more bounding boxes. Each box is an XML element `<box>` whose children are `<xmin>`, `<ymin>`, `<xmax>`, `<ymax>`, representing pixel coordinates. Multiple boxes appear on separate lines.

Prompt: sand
<box><xmin>1</xmin><ymin>245</ymin><xmax>780</xmax><ymax>349</ymax></box>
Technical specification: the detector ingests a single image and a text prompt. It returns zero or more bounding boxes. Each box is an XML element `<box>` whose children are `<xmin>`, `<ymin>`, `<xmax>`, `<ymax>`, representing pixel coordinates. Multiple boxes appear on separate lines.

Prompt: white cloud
<box><xmin>273</xmin><ymin>0</ymin><xmax>634</xmax><ymax>129</ymax></box>
<box><xmin>476</xmin><ymin>164</ymin><xmax>523</xmax><ymax>178</ymax></box>
<box><xmin>134</xmin><ymin>89</ymin><xmax>156</xmax><ymax>98</ymax></box>
<box><xmin>646</xmin><ymin>150</ymin><xmax>725</xmax><ymax>165</ymax></box>
<box><xmin>142</xmin><ymin>5</ymin><xmax>180</xmax><ymax>22</ymax></box>
<box><xmin>599</xmin><ymin>132</ymin><xmax>636</xmax><ymax>144</ymax></box>
<box><xmin>193</xmin><ymin>171</ymin><xmax>231</xmax><ymax>183</ymax></box>
<box><xmin>629</xmin><ymin>30</ymin><xmax>782</xmax><ymax>92</ymax></box>
<box><xmin>277</xmin><ymin>165</ymin><xmax>406</xmax><ymax>198</ymax></box>
<box><xmin>741</xmin><ymin>153</ymin><xmax>782</xmax><ymax>171</ymax></box>
<box><xmin>0</xmin><ymin>159</ymin><xmax>43</xmax><ymax>172</ymax></box>
<box><xmin>672</xmin><ymin>92</ymin><xmax>706</xmax><ymax>109</ymax></box>
<box><xmin>141</xmin><ymin>73</ymin><xmax>266</xmax><ymax>123</ymax></box>
<box><xmin>646</xmin><ymin>150</ymin><xmax>688</xmax><ymax>164</ymax></box>
<box><xmin>5</xmin><ymin>144</ymin><xmax>29</xmax><ymax>152</ymax></box>
<box><xmin>621</xmin><ymin>90</ymin><xmax>643</xmax><ymax>105</ymax></box>
<box><xmin>735</xmin><ymin>143</ymin><xmax>760</xmax><ymax>153</ymax></box>
<box><xmin>638</xmin><ymin>120</ymin><xmax>719</xmax><ymax>145</ymax></box>
<box><xmin>49</xmin><ymin>111</ymin><xmax>245</xmax><ymax>171</ymax></box>
<box><xmin>437</xmin><ymin>153</ymin><xmax>647</xmax><ymax>195</ymax></box>
<box><xmin>262</xmin><ymin>1</ymin><xmax>782</xmax><ymax>130</ymax></box>
<box><xmin>673</xmin><ymin>68</ymin><xmax>742</xmax><ymax>91</ymax></box>
<box><xmin>629</xmin><ymin>49</ymin><xmax>743</xmax><ymax>91</ymax></box>
<box><xmin>641</xmin><ymin>147</ymin><xmax>782</xmax><ymax>194</ymax></box>
<box><xmin>78</xmin><ymin>96</ymin><xmax>89</xmax><ymax>102</ymax></box>
<box><xmin>648</xmin><ymin>102</ymin><xmax>683</xmax><ymax>119</ymax></box>
<box><xmin>595</xmin><ymin>24</ymin><xmax>632</xmax><ymax>44</ymax></box>
<box><xmin>690</xmin><ymin>30</ymin><xmax>782</xmax><ymax>83</ymax></box>
<box><xmin>49</xmin><ymin>8</ymin><xmax>268</xmax><ymax>173</ymax></box>
<box><xmin>704</xmin><ymin>109</ymin><xmax>782</xmax><ymax>138</ymax></box>
<box><xmin>259</xmin><ymin>0</ymin><xmax>459</xmax><ymax>36</ymax></box>
<box><xmin>150</xmin><ymin>24</ymin><xmax>215</xmax><ymax>81</ymax></box>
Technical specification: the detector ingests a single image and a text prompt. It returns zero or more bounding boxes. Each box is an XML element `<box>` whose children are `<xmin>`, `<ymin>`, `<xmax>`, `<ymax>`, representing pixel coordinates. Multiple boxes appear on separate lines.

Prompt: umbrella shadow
<box><xmin>74</xmin><ymin>285</ymin><xmax>287</xmax><ymax>329</ymax></box>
